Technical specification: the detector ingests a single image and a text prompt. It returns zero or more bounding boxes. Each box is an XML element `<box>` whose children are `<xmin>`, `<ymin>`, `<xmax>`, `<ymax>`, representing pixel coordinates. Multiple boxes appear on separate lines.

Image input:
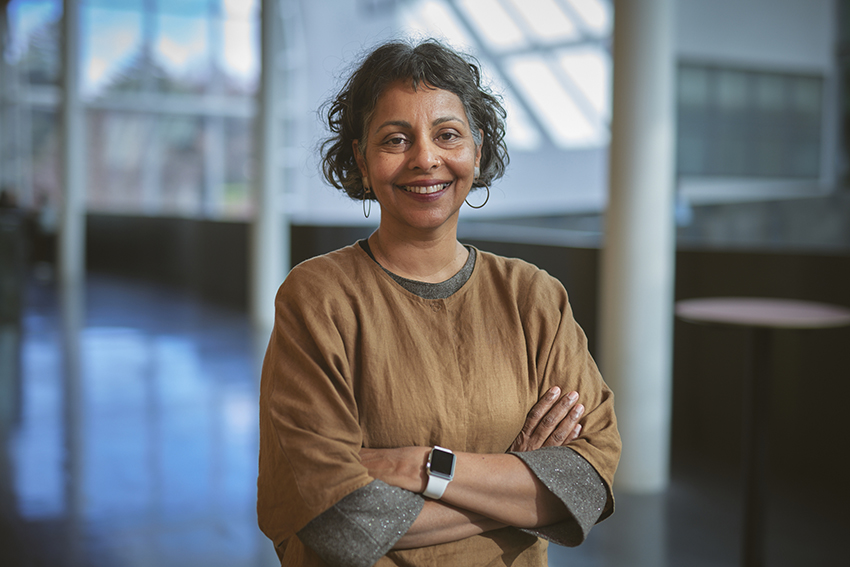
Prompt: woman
<box><xmin>257</xmin><ymin>39</ymin><xmax>620</xmax><ymax>566</ymax></box>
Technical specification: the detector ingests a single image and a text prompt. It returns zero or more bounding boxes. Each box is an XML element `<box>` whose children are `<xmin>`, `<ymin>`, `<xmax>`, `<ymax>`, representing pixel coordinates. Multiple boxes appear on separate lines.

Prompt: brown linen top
<box><xmin>257</xmin><ymin>243</ymin><xmax>621</xmax><ymax>566</ymax></box>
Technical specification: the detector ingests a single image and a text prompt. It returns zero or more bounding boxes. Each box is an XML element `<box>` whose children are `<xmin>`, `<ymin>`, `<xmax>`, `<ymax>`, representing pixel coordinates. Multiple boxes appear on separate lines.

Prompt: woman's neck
<box><xmin>368</xmin><ymin>227</ymin><xmax>469</xmax><ymax>284</ymax></box>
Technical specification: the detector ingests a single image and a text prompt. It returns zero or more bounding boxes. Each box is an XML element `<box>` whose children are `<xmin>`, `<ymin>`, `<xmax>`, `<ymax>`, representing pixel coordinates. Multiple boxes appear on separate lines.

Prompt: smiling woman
<box><xmin>352</xmin><ymin>83</ymin><xmax>482</xmax><ymax>279</ymax></box>
<box><xmin>257</xmin><ymin>39</ymin><xmax>620</xmax><ymax>567</ymax></box>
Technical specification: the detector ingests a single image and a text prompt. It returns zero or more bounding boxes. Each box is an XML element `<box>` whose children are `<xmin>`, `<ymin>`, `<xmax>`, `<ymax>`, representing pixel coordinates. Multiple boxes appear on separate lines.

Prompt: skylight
<box><xmin>506</xmin><ymin>0</ymin><xmax>580</xmax><ymax>44</ymax></box>
<box><xmin>402</xmin><ymin>0</ymin><xmax>612</xmax><ymax>151</ymax></box>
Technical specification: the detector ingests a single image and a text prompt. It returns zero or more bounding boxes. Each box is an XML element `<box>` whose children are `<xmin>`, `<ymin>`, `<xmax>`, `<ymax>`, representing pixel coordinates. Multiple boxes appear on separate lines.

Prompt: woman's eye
<box><xmin>438</xmin><ymin>132</ymin><xmax>458</xmax><ymax>141</ymax></box>
<box><xmin>386</xmin><ymin>136</ymin><xmax>407</xmax><ymax>146</ymax></box>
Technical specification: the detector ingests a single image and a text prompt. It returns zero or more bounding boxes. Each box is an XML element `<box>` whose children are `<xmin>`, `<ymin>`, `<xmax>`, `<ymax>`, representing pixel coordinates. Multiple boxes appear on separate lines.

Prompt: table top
<box><xmin>675</xmin><ymin>297</ymin><xmax>850</xmax><ymax>329</ymax></box>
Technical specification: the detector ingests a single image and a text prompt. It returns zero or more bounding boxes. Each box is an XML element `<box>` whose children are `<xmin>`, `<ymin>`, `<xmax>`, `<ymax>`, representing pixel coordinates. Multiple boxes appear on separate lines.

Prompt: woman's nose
<box><xmin>408</xmin><ymin>139</ymin><xmax>441</xmax><ymax>170</ymax></box>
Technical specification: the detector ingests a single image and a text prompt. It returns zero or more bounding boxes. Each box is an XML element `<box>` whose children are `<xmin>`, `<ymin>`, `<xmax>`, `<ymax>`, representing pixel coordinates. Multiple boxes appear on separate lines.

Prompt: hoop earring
<box><xmin>465</xmin><ymin>186</ymin><xmax>489</xmax><ymax>209</ymax></box>
<box><xmin>362</xmin><ymin>188</ymin><xmax>372</xmax><ymax>218</ymax></box>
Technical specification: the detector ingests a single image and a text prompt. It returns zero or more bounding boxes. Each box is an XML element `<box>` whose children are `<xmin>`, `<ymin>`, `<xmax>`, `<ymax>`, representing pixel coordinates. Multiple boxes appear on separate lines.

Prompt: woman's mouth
<box><xmin>398</xmin><ymin>182</ymin><xmax>451</xmax><ymax>195</ymax></box>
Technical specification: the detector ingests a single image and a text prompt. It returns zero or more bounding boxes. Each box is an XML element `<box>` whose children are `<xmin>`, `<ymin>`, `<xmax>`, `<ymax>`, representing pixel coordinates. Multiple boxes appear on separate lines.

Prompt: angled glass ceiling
<box><xmin>400</xmin><ymin>0</ymin><xmax>612</xmax><ymax>151</ymax></box>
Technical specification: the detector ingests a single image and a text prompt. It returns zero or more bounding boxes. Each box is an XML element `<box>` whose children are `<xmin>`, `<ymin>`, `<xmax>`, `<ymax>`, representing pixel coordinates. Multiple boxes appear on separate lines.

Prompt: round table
<box><xmin>676</xmin><ymin>297</ymin><xmax>850</xmax><ymax>567</ymax></box>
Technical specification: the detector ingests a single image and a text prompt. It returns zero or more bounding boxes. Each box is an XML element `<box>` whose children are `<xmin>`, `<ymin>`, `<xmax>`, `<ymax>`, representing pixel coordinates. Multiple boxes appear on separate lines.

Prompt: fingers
<box><xmin>542</xmin><ymin>401</ymin><xmax>584</xmax><ymax>447</ymax></box>
<box><xmin>519</xmin><ymin>386</ymin><xmax>562</xmax><ymax>436</ymax></box>
<box><xmin>511</xmin><ymin>387</ymin><xmax>583</xmax><ymax>452</ymax></box>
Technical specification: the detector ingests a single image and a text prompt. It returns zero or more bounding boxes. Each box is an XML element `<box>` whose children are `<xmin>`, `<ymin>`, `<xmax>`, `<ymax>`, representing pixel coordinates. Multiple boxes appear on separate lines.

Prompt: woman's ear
<box><xmin>353</xmin><ymin>140</ymin><xmax>368</xmax><ymax>178</ymax></box>
<box><xmin>475</xmin><ymin>129</ymin><xmax>483</xmax><ymax>168</ymax></box>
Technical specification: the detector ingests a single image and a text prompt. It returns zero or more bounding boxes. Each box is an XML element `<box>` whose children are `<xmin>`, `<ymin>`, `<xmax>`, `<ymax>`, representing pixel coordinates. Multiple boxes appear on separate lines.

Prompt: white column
<box><xmin>251</xmin><ymin>0</ymin><xmax>288</xmax><ymax>332</ymax></box>
<box><xmin>59</xmin><ymin>0</ymin><xmax>86</xmax><ymax>286</ymax></box>
<box><xmin>0</xmin><ymin>8</ymin><xmax>7</xmax><ymax>188</ymax></box>
<box><xmin>599</xmin><ymin>0</ymin><xmax>677</xmax><ymax>493</ymax></box>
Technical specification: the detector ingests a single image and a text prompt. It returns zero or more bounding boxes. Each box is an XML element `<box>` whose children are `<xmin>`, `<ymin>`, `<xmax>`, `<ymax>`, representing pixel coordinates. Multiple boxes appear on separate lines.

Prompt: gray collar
<box><xmin>358</xmin><ymin>240</ymin><xmax>476</xmax><ymax>300</ymax></box>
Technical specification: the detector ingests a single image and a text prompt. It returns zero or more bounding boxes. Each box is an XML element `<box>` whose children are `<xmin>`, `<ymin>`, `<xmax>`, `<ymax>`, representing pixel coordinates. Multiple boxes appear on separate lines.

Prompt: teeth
<box><xmin>400</xmin><ymin>183</ymin><xmax>450</xmax><ymax>194</ymax></box>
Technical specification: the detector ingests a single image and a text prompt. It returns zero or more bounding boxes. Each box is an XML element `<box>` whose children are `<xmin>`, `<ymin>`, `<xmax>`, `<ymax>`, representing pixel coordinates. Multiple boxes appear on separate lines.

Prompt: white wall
<box><xmin>676</xmin><ymin>0</ymin><xmax>836</xmax><ymax>72</ymax></box>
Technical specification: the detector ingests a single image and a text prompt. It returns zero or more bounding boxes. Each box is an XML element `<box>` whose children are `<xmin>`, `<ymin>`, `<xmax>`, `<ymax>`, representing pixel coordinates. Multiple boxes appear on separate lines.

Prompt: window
<box><xmin>1</xmin><ymin>0</ymin><xmax>259</xmax><ymax>219</ymax></box>
<box><xmin>677</xmin><ymin>63</ymin><xmax>824</xmax><ymax>179</ymax></box>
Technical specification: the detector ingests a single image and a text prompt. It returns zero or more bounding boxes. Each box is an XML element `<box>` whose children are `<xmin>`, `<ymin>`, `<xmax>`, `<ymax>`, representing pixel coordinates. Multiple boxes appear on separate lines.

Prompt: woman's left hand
<box><xmin>360</xmin><ymin>446</ymin><xmax>430</xmax><ymax>492</ymax></box>
<box><xmin>509</xmin><ymin>387</ymin><xmax>584</xmax><ymax>452</ymax></box>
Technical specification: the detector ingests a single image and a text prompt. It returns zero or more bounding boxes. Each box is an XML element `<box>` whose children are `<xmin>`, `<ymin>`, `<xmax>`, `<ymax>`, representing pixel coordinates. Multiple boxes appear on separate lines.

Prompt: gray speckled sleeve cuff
<box><xmin>296</xmin><ymin>480</ymin><xmax>424</xmax><ymax>567</ymax></box>
<box><xmin>511</xmin><ymin>446</ymin><xmax>608</xmax><ymax>547</ymax></box>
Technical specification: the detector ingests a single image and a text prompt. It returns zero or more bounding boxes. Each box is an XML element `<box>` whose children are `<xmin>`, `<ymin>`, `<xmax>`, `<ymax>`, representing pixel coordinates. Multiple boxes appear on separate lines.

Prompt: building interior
<box><xmin>1</xmin><ymin>0</ymin><xmax>849</xmax><ymax>565</ymax></box>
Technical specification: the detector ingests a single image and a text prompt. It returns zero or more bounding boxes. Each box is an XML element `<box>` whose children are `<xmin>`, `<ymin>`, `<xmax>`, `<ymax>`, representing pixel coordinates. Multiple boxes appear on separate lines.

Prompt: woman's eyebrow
<box><xmin>433</xmin><ymin>116</ymin><xmax>465</xmax><ymax>127</ymax></box>
<box><xmin>375</xmin><ymin>119</ymin><xmax>411</xmax><ymax>132</ymax></box>
<box><xmin>374</xmin><ymin>116</ymin><xmax>466</xmax><ymax>133</ymax></box>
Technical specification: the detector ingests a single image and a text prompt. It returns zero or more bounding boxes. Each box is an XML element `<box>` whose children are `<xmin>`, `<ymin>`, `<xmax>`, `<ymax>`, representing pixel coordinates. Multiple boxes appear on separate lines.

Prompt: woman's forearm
<box><xmin>393</xmin><ymin>500</ymin><xmax>504</xmax><ymax>549</ymax></box>
<box><xmin>361</xmin><ymin>447</ymin><xmax>569</xmax><ymax>529</ymax></box>
<box><xmin>441</xmin><ymin>452</ymin><xmax>568</xmax><ymax>528</ymax></box>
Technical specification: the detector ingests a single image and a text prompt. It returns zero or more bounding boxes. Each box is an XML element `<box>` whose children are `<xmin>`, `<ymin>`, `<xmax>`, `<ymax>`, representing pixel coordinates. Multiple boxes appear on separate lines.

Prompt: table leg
<box><xmin>742</xmin><ymin>327</ymin><xmax>771</xmax><ymax>567</ymax></box>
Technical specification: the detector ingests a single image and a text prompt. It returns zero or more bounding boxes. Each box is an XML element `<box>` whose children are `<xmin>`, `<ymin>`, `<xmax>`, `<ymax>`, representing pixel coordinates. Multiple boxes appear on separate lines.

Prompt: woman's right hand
<box><xmin>509</xmin><ymin>387</ymin><xmax>584</xmax><ymax>452</ymax></box>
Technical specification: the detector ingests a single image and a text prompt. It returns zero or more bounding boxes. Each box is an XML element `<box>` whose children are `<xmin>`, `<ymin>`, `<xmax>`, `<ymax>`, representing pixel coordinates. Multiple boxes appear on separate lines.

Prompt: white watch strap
<box><xmin>423</xmin><ymin>473</ymin><xmax>450</xmax><ymax>499</ymax></box>
<box><xmin>423</xmin><ymin>446</ymin><xmax>454</xmax><ymax>499</ymax></box>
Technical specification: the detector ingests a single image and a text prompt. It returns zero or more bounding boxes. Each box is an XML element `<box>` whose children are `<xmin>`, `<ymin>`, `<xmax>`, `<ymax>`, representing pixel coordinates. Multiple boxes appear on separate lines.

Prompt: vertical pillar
<box><xmin>0</xmin><ymin>6</ymin><xmax>7</xmax><ymax>188</ymax></box>
<box><xmin>251</xmin><ymin>0</ymin><xmax>288</xmax><ymax>332</ymax></box>
<box><xmin>599</xmin><ymin>0</ymin><xmax>676</xmax><ymax>493</ymax></box>
<box><xmin>60</xmin><ymin>0</ymin><xmax>86</xmax><ymax>286</ymax></box>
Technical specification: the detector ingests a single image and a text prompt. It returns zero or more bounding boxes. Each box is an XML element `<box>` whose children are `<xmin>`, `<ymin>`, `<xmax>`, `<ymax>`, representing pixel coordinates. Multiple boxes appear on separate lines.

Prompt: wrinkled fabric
<box><xmin>257</xmin><ymin>243</ymin><xmax>620</xmax><ymax>566</ymax></box>
<box><xmin>299</xmin><ymin>480</ymin><xmax>424</xmax><ymax>567</ymax></box>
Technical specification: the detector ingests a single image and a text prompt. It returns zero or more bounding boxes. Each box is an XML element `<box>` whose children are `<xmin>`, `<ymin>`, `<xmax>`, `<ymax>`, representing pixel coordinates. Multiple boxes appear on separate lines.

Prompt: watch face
<box><xmin>430</xmin><ymin>449</ymin><xmax>455</xmax><ymax>477</ymax></box>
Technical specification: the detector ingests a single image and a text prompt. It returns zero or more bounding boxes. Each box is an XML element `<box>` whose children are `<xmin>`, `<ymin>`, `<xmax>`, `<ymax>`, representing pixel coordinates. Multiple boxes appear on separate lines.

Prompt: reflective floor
<box><xmin>1</xmin><ymin>273</ymin><xmax>277</xmax><ymax>567</ymax></box>
<box><xmin>1</xmin><ymin>273</ymin><xmax>845</xmax><ymax>566</ymax></box>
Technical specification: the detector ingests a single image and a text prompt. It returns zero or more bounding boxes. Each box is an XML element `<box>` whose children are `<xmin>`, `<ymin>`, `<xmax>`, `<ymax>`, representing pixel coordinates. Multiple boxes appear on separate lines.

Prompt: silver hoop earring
<box><xmin>465</xmin><ymin>186</ymin><xmax>489</xmax><ymax>209</ymax></box>
<box><xmin>362</xmin><ymin>188</ymin><xmax>372</xmax><ymax>218</ymax></box>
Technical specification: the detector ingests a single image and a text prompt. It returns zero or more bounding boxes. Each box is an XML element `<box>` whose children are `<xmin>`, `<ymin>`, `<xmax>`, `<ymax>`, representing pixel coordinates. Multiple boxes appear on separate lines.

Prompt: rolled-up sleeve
<box><xmin>257</xmin><ymin>263</ymin><xmax>376</xmax><ymax>554</ymax></box>
<box><xmin>297</xmin><ymin>480</ymin><xmax>424</xmax><ymax>567</ymax></box>
<box><xmin>513</xmin><ymin>447</ymin><xmax>608</xmax><ymax>546</ymax></box>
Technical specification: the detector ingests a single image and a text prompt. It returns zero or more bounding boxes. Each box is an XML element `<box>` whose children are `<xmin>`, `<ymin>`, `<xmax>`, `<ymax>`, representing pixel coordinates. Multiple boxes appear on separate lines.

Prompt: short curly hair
<box><xmin>320</xmin><ymin>39</ymin><xmax>509</xmax><ymax>201</ymax></box>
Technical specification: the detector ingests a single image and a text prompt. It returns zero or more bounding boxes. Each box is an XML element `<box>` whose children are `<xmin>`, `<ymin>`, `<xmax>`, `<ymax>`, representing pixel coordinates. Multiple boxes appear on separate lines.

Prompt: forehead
<box><xmin>370</xmin><ymin>81</ymin><xmax>468</xmax><ymax>129</ymax></box>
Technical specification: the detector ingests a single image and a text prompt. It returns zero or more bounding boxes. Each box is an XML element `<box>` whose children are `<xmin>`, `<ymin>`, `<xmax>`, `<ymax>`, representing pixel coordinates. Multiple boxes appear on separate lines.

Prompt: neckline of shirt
<box><xmin>357</xmin><ymin>239</ymin><xmax>477</xmax><ymax>300</ymax></box>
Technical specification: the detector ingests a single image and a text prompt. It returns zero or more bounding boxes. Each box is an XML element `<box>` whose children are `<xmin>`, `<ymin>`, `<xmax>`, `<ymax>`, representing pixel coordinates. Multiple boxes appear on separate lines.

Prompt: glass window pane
<box><xmin>154</xmin><ymin>13</ymin><xmax>210</xmax><ymax>93</ymax></box>
<box><xmin>677</xmin><ymin>64</ymin><xmax>823</xmax><ymax>179</ymax></box>
<box><xmin>30</xmin><ymin>108</ymin><xmax>60</xmax><ymax>206</ymax></box>
<box><xmin>506</xmin><ymin>0</ymin><xmax>579</xmax><ymax>44</ymax></box>
<box><xmin>221</xmin><ymin>117</ymin><xmax>253</xmax><ymax>219</ymax></box>
<box><xmin>402</xmin><ymin>0</ymin><xmax>475</xmax><ymax>49</ymax></box>
<box><xmin>159</xmin><ymin>116</ymin><xmax>204</xmax><ymax>216</ymax></box>
<box><xmin>506</xmin><ymin>55</ymin><xmax>599</xmax><ymax>147</ymax></box>
<box><xmin>82</xmin><ymin>0</ymin><xmax>144</xmax><ymax>9</ymax></box>
<box><xmin>222</xmin><ymin>0</ymin><xmax>259</xmax><ymax>18</ymax></box>
<box><xmin>557</xmin><ymin>46</ymin><xmax>611</xmax><ymax>121</ymax></box>
<box><xmin>678</xmin><ymin>66</ymin><xmax>710</xmax><ymax>107</ymax></box>
<box><xmin>753</xmin><ymin>73</ymin><xmax>786</xmax><ymax>111</ymax></box>
<box><xmin>219</xmin><ymin>17</ymin><xmax>258</xmax><ymax>94</ymax></box>
<box><xmin>87</xmin><ymin>110</ymin><xmax>156</xmax><ymax>213</ymax></box>
<box><xmin>81</xmin><ymin>6</ymin><xmax>143</xmax><ymax>96</ymax></box>
<box><xmin>478</xmin><ymin>69</ymin><xmax>542</xmax><ymax>151</ymax></box>
<box><xmin>716</xmin><ymin>70</ymin><xmax>749</xmax><ymax>109</ymax></box>
<box><xmin>456</xmin><ymin>0</ymin><xmax>527</xmax><ymax>52</ymax></box>
<box><xmin>500</xmin><ymin>91</ymin><xmax>542</xmax><ymax>151</ymax></box>
<box><xmin>7</xmin><ymin>0</ymin><xmax>62</xmax><ymax>85</ymax></box>
<box><xmin>564</xmin><ymin>0</ymin><xmax>612</xmax><ymax>36</ymax></box>
<box><xmin>791</xmin><ymin>77</ymin><xmax>822</xmax><ymax>114</ymax></box>
<box><xmin>157</xmin><ymin>0</ymin><xmax>209</xmax><ymax>17</ymax></box>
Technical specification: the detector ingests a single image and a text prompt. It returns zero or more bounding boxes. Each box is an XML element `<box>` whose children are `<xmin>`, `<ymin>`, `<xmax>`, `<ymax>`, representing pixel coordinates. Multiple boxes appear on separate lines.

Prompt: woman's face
<box><xmin>354</xmin><ymin>81</ymin><xmax>482</xmax><ymax>237</ymax></box>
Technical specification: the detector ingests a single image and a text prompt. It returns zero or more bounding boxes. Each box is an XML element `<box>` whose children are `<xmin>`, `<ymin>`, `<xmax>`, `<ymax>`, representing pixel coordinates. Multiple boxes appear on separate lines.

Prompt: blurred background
<box><xmin>1</xmin><ymin>0</ymin><xmax>848</xmax><ymax>565</ymax></box>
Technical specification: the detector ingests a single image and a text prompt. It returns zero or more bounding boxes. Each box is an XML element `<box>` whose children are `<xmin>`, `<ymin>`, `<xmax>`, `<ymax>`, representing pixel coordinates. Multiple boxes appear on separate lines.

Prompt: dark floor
<box><xmin>0</xmin><ymin>272</ymin><xmax>844</xmax><ymax>566</ymax></box>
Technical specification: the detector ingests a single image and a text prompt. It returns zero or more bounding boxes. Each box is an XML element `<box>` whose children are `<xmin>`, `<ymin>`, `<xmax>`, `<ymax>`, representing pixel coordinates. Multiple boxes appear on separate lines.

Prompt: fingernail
<box><xmin>575</xmin><ymin>404</ymin><xmax>585</xmax><ymax>417</ymax></box>
<box><xmin>568</xmin><ymin>391</ymin><xmax>578</xmax><ymax>403</ymax></box>
<box><xmin>549</xmin><ymin>387</ymin><xmax>560</xmax><ymax>399</ymax></box>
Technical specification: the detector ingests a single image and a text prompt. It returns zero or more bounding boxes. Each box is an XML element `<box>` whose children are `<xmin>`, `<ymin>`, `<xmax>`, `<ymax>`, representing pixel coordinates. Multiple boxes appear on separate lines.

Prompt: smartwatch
<box><xmin>423</xmin><ymin>446</ymin><xmax>456</xmax><ymax>499</ymax></box>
